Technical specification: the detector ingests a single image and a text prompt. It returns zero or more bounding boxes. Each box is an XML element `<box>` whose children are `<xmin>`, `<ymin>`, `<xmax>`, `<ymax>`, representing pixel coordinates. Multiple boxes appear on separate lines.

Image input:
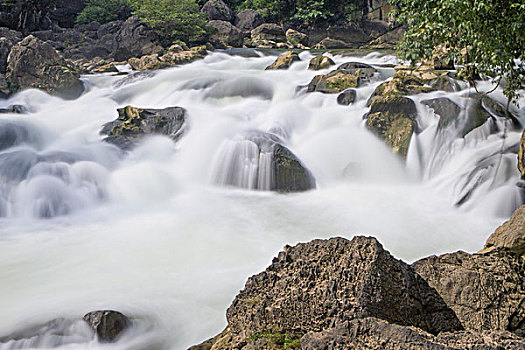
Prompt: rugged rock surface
<box><xmin>100</xmin><ymin>105</ymin><xmax>186</xmax><ymax>149</ymax></box>
<box><xmin>207</xmin><ymin>20</ymin><xmax>244</xmax><ymax>48</ymax></box>
<box><xmin>413</xmin><ymin>249</ymin><xmax>525</xmax><ymax>337</ymax></box>
<box><xmin>301</xmin><ymin>317</ymin><xmax>525</xmax><ymax>350</ymax></box>
<box><xmin>220</xmin><ymin>237</ymin><xmax>461</xmax><ymax>348</ymax></box>
<box><xmin>337</xmin><ymin>62</ymin><xmax>377</xmax><ymax>82</ymax></box>
<box><xmin>337</xmin><ymin>89</ymin><xmax>357</xmax><ymax>106</ymax></box>
<box><xmin>251</xmin><ymin>23</ymin><xmax>286</xmax><ymax>46</ymax></box>
<box><xmin>307</xmin><ymin>68</ymin><xmax>362</xmax><ymax>94</ymax></box>
<box><xmin>265</xmin><ymin>51</ymin><xmax>300</xmax><ymax>70</ymax></box>
<box><xmin>234</xmin><ymin>9</ymin><xmax>263</xmax><ymax>32</ymax></box>
<box><xmin>308</xmin><ymin>55</ymin><xmax>335</xmax><ymax>71</ymax></box>
<box><xmin>422</xmin><ymin>97</ymin><xmax>462</xmax><ymax>129</ymax></box>
<box><xmin>112</xmin><ymin>16</ymin><xmax>163</xmax><ymax>62</ymax></box>
<box><xmin>518</xmin><ymin>131</ymin><xmax>525</xmax><ymax>180</ymax></box>
<box><xmin>366</xmin><ymin>96</ymin><xmax>418</xmax><ymax>158</ymax></box>
<box><xmin>481</xmin><ymin>205</ymin><xmax>525</xmax><ymax>256</ymax></box>
<box><xmin>0</xmin><ymin>27</ymin><xmax>22</xmax><ymax>74</ymax></box>
<box><xmin>201</xmin><ymin>0</ymin><xmax>234</xmax><ymax>23</ymax></box>
<box><xmin>5</xmin><ymin>35</ymin><xmax>83</xmax><ymax>99</ymax></box>
<box><xmin>83</xmin><ymin>310</ymin><xmax>130</xmax><ymax>342</ymax></box>
<box><xmin>285</xmin><ymin>29</ymin><xmax>308</xmax><ymax>46</ymax></box>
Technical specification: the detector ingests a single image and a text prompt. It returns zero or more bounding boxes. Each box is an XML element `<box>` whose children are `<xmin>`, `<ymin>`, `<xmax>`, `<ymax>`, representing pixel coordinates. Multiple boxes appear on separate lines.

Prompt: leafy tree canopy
<box><xmin>390</xmin><ymin>0</ymin><xmax>525</xmax><ymax>105</ymax></box>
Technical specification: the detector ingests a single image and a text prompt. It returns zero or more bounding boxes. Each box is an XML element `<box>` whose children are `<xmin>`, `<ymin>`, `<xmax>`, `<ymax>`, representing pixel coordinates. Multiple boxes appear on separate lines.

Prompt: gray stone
<box><xmin>83</xmin><ymin>310</ymin><xmax>130</xmax><ymax>342</ymax></box>
<box><xmin>201</xmin><ymin>0</ymin><xmax>234</xmax><ymax>22</ymax></box>
<box><xmin>207</xmin><ymin>20</ymin><xmax>243</xmax><ymax>48</ymax></box>
<box><xmin>337</xmin><ymin>89</ymin><xmax>357</xmax><ymax>105</ymax></box>
<box><xmin>234</xmin><ymin>9</ymin><xmax>263</xmax><ymax>31</ymax></box>
<box><xmin>480</xmin><ymin>205</ymin><xmax>525</xmax><ymax>256</ymax></box>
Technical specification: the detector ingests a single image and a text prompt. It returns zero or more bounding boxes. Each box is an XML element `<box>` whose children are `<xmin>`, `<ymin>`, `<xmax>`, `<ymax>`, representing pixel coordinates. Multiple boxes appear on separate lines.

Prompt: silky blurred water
<box><xmin>0</xmin><ymin>50</ymin><xmax>523</xmax><ymax>349</ymax></box>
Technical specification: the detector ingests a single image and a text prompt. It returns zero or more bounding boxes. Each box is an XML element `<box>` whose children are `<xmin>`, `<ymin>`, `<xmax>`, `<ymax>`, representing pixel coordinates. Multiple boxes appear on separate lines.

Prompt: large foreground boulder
<box><xmin>5</xmin><ymin>35</ymin><xmax>83</xmax><ymax>99</ymax></box>
<box><xmin>480</xmin><ymin>205</ymin><xmax>525</xmax><ymax>256</ymax></box>
<box><xmin>100</xmin><ymin>105</ymin><xmax>186</xmax><ymax>149</ymax></box>
<box><xmin>213</xmin><ymin>237</ymin><xmax>461</xmax><ymax>348</ymax></box>
<box><xmin>83</xmin><ymin>310</ymin><xmax>130</xmax><ymax>342</ymax></box>
<box><xmin>413</xmin><ymin>249</ymin><xmax>525</xmax><ymax>337</ymax></box>
<box><xmin>265</xmin><ymin>51</ymin><xmax>300</xmax><ymax>70</ymax></box>
<box><xmin>301</xmin><ymin>317</ymin><xmax>525</xmax><ymax>350</ymax></box>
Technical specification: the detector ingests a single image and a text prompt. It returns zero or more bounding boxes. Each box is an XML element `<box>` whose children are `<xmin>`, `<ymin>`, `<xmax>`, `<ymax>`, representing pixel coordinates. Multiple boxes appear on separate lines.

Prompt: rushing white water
<box><xmin>0</xmin><ymin>50</ymin><xmax>523</xmax><ymax>349</ymax></box>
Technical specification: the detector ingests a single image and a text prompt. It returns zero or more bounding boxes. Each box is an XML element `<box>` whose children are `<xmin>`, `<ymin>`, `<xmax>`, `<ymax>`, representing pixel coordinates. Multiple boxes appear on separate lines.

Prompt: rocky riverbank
<box><xmin>190</xmin><ymin>206</ymin><xmax>525</xmax><ymax>349</ymax></box>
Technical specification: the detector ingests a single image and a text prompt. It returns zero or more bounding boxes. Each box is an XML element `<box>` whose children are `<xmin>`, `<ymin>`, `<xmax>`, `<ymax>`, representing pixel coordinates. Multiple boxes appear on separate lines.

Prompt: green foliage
<box><xmin>390</xmin><ymin>0</ymin><xmax>525</xmax><ymax>105</ymax></box>
<box><xmin>76</xmin><ymin>0</ymin><xmax>131</xmax><ymax>24</ymax></box>
<box><xmin>249</xmin><ymin>332</ymin><xmax>302</xmax><ymax>349</ymax></box>
<box><xmin>131</xmin><ymin>0</ymin><xmax>209</xmax><ymax>44</ymax></box>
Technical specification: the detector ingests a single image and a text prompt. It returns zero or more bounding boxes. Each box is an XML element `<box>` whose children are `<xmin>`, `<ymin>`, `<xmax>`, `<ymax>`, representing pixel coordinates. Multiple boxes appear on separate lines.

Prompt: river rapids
<box><xmin>0</xmin><ymin>50</ymin><xmax>523</xmax><ymax>349</ymax></box>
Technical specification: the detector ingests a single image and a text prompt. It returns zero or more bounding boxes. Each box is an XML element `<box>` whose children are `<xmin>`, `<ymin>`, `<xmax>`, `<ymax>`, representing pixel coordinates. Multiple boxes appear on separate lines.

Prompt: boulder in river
<box><xmin>480</xmin><ymin>205</ymin><xmax>525</xmax><ymax>256</ymax></box>
<box><xmin>100</xmin><ymin>105</ymin><xmax>186</xmax><ymax>150</ymax></box>
<box><xmin>337</xmin><ymin>89</ymin><xmax>357</xmax><ymax>106</ymax></box>
<box><xmin>413</xmin><ymin>249</ymin><xmax>525</xmax><ymax>337</ymax></box>
<box><xmin>265</xmin><ymin>51</ymin><xmax>300</xmax><ymax>70</ymax></box>
<box><xmin>366</xmin><ymin>96</ymin><xmax>418</xmax><ymax>158</ymax></box>
<box><xmin>83</xmin><ymin>310</ymin><xmax>130</xmax><ymax>342</ymax></box>
<box><xmin>195</xmin><ymin>236</ymin><xmax>462</xmax><ymax>349</ymax></box>
<box><xmin>308</xmin><ymin>55</ymin><xmax>335</xmax><ymax>71</ymax></box>
<box><xmin>5</xmin><ymin>35</ymin><xmax>84</xmax><ymax>99</ymax></box>
<box><xmin>307</xmin><ymin>70</ymin><xmax>360</xmax><ymax>94</ymax></box>
<box><xmin>337</xmin><ymin>62</ymin><xmax>377</xmax><ymax>82</ymax></box>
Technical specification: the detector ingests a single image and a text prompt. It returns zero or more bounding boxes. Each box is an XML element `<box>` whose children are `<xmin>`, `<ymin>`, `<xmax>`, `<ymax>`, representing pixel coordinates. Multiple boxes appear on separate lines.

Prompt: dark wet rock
<box><xmin>5</xmin><ymin>35</ymin><xmax>84</xmax><ymax>99</ymax></box>
<box><xmin>251</xmin><ymin>24</ymin><xmax>286</xmax><ymax>45</ymax></box>
<box><xmin>101</xmin><ymin>105</ymin><xmax>186</xmax><ymax>150</ymax></box>
<box><xmin>112</xmin><ymin>16</ymin><xmax>163</xmax><ymax>62</ymax></box>
<box><xmin>518</xmin><ymin>131</ymin><xmax>525</xmax><ymax>180</ymax></box>
<box><xmin>429</xmin><ymin>74</ymin><xmax>462</xmax><ymax>92</ymax></box>
<box><xmin>207</xmin><ymin>20</ymin><xmax>243</xmax><ymax>48</ymax></box>
<box><xmin>481</xmin><ymin>96</ymin><xmax>522</xmax><ymax>129</ymax></box>
<box><xmin>221</xmin><ymin>237</ymin><xmax>461</xmax><ymax>348</ymax></box>
<box><xmin>422</xmin><ymin>97</ymin><xmax>462</xmax><ymax>129</ymax></box>
<box><xmin>272</xmin><ymin>143</ymin><xmax>315</xmax><ymax>192</ymax></box>
<box><xmin>337</xmin><ymin>89</ymin><xmax>357</xmax><ymax>106</ymax></box>
<box><xmin>0</xmin><ymin>104</ymin><xmax>27</xmax><ymax>114</ymax></box>
<box><xmin>337</xmin><ymin>62</ymin><xmax>377</xmax><ymax>82</ymax></box>
<box><xmin>0</xmin><ymin>28</ymin><xmax>22</xmax><ymax>74</ymax></box>
<box><xmin>301</xmin><ymin>317</ymin><xmax>525</xmax><ymax>350</ymax></box>
<box><xmin>234</xmin><ymin>9</ymin><xmax>263</xmax><ymax>32</ymax></box>
<box><xmin>49</xmin><ymin>0</ymin><xmax>86</xmax><ymax>28</ymax></box>
<box><xmin>265</xmin><ymin>51</ymin><xmax>300</xmax><ymax>70</ymax></box>
<box><xmin>307</xmin><ymin>70</ymin><xmax>360</xmax><ymax>94</ymax></box>
<box><xmin>0</xmin><ymin>73</ymin><xmax>9</xmax><ymax>97</ymax></box>
<box><xmin>413</xmin><ymin>249</ymin><xmax>525</xmax><ymax>337</ymax></box>
<box><xmin>97</xmin><ymin>20</ymin><xmax>123</xmax><ymax>40</ymax></box>
<box><xmin>480</xmin><ymin>205</ymin><xmax>525</xmax><ymax>256</ymax></box>
<box><xmin>83</xmin><ymin>310</ymin><xmax>130</xmax><ymax>342</ymax></box>
<box><xmin>308</xmin><ymin>55</ymin><xmax>335</xmax><ymax>71</ymax></box>
<box><xmin>201</xmin><ymin>0</ymin><xmax>234</xmax><ymax>22</ymax></box>
<box><xmin>366</xmin><ymin>96</ymin><xmax>418</xmax><ymax>158</ymax></box>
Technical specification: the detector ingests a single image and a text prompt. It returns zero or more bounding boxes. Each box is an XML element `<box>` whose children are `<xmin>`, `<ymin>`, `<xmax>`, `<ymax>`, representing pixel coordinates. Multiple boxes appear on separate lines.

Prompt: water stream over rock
<box><xmin>0</xmin><ymin>50</ymin><xmax>523</xmax><ymax>349</ymax></box>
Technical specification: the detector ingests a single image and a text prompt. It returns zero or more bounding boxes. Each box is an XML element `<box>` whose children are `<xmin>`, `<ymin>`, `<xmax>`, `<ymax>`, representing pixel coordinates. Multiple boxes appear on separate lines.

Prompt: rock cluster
<box><xmin>192</xmin><ymin>205</ymin><xmax>525</xmax><ymax>349</ymax></box>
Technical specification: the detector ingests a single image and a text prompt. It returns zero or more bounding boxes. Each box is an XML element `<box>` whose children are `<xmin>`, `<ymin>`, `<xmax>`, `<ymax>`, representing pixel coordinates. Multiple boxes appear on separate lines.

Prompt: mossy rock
<box><xmin>308</xmin><ymin>55</ymin><xmax>335</xmax><ymax>71</ymax></box>
<box><xmin>307</xmin><ymin>70</ymin><xmax>359</xmax><ymax>94</ymax></box>
<box><xmin>273</xmin><ymin>144</ymin><xmax>316</xmax><ymax>192</ymax></box>
<box><xmin>266</xmin><ymin>51</ymin><xmax>300</xmax><ymax>70</ymax></box>
<box><xmin>337</xmin><ymin>62</ymin><xmax>377</xmax><ymax>81</ymax></box>
<box><xmin>367</xmin><ymin>112</ymin><xmax>415</xmax><ymax>158</ymax></box>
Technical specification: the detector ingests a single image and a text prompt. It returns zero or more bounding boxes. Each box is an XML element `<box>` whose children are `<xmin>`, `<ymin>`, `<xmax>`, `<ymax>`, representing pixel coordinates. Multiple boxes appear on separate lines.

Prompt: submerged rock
<box><xmin>6</xmin><ymin>35</ymin><xmax>84</xmax><ymax>99</ymax></box>
<box><xmin>227</xmin><ymin>237</ymin><xmax>460</xmax><ymax>347</ymax></box>
<box><xmin>265</xmin><ymin>51</ymin><xmax>300</xmax><ymax>70</ymax></box>
<box><xmin>83</xmin><ymin>310</ymin><xmax>130</xmax><ymax>342</ymax></box>
<box><xmin>308</xmin><ymin>55</ymin><xmax>335</xmax><ymax>71</ymax></box>
<box><xmin>301</xmin><ymin>317</ymin><xmax>525</xmax><ymax>350</ymax></box>
<box><xmin>337</xmin><ymin>89</ymin><xmax>357</xmax><ymax>105</ymax></box>
<box><xmin>413</xmin><ymin>249</ymin><xmax>525</xmax><ymax>337</ymax></box>
<box><xmin>100</xmin><ymin>105</ymin><xmax>186</xmax><ymax>149</ymax></box>
<box><xmin>366</xmin><ymin>96</ymin><xmax>418</xmax><ymax>158</ymax></box>
<box><xmin>480</xmin><ymin>205</ymin><xmax>525</xmax><ymax>256</ymax></box>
